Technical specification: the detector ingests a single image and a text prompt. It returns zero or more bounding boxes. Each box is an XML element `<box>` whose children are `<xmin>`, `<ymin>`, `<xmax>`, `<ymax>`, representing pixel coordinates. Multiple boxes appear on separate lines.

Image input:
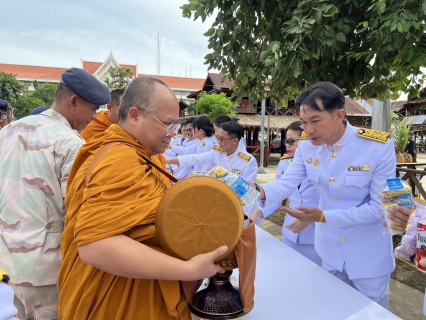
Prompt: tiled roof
<box><xmin>82</xmin><ymin>61</ymin><xmax>102</xmax><ymax>74</ymax></box>
<box><xmin>138</xmin><ymin>74</ymin><xmax>204</xmax><ymax>90</ymax></box>
<box><xmin>391</xmin><ymin>101</ymin><xmax>407</xmax><ymax>112</ymax></box>
<box><xmin>344</xmin><ymin>97</ymin><xmax>370</xmax><ymax>116</ymax></box>
<box><xmin>208</xmin><ymin>72</ymin><xmax>234</xmax><ymax>88</ymax></box>
<box><xmin>82</xmin><ymin>61</ymin><xmax>137</xmax><ymax>76</ymax></box>
<box><xmin>0</xmin><ymin>63</ymin><xmax>67</xmax><ymax>80</ymax></box>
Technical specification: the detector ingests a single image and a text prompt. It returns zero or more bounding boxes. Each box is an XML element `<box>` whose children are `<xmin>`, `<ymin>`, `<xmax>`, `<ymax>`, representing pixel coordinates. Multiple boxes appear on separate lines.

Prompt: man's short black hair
<box><xmin>110</xmin><ymin>89</ymin><xmax>125</xmax><ymax>107</ymax></box>
<box><xmin>296</xmin><ymin>82</ymin><xmax>345</xmax><ymax>113</ymax></box>
<box><xmin>220</xmin><ymin>120</ymin><xmax>243</xmax><ymax>141</ymax></box>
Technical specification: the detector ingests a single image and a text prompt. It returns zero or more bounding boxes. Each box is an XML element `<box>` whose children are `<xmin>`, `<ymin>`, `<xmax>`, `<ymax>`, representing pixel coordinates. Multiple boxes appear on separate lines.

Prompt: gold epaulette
<box><xmin>238</xmin><ymin>152</ymin><xmax>251</xmax><ymax>162</ymax></box>
<box><xmin>202</xmin><ymin>140</ymin><xmax>206</xmax><ymax>147</ymax></box>
<box><xmin>213</xmin><ymin>145</ymin><xmax>224</xmax><ymax>153</ymax></box>
<box><xmin>0</xmin><ymin>268</ymin><xmax>10</xmax><ymax>283</ymax></box>
<box><xmin>174</xmin><ymin>134</ymin><xmax>182</xmax><ymax>139</ymax></box>
<box><xmin>357</xmin><ymin>128</ymin><xmax>390</xmax><ymax>143</ymax></box>
<box><xmin>300</xmin><ymin>131</ymin><xmax>309</xmax><ymax>140</ymax></box>
<box><xmin>280</xmin><ymin>154</ymin><xmax>291</xmax><ymax>160</ymax></box>
<box><xmin>187</xmin><ymin>138</ymin><xmax>194</xmax><ymax>142</ymax></box>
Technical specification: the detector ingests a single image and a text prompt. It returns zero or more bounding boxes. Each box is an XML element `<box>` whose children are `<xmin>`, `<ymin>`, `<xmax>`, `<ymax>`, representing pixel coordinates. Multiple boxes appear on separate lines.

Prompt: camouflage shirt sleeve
<box><xmin>60</xmin><ymin>144</ymin><xmax>83</xmax><ymax>198</ymax></box>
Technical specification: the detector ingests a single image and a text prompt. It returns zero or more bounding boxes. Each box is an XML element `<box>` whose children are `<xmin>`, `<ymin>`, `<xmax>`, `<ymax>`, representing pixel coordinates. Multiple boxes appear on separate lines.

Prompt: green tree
<box><xmin>195</xmin><ymin>92</ymin><xmax>238</xmax><ymax>120</ymax></box>
<box><xmin>181</xmin><ymin>0</ymin><xmax>426</xmax><ymax>103</ymax></box>
<box><xmin>104</xmin><ymin>67</ymin><xmax>134</xmax><ymax>90</ymax></box>
<box><xmin>14</xmin><ymin>95</ymin><xmax>45</xmax><ymax>119</ymax></box>
<box><xmin>0</xmin><ymin>72</ymin><xmax>25</xmax><ymax>104</ymax></box>
<box><xmin>32</xmin><ymin>83</ymin><xmax>58</xmax><ymax>107</ymax></box>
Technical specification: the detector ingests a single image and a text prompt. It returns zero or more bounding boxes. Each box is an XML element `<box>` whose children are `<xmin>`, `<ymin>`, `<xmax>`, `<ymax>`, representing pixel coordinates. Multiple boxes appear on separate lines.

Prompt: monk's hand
<box><xmin>187</xmin><ymin>245</ymin><xmax>228</xmax><ymax>280</ymax></box>
<box><xmin>286</xmin><ymin>219</ymin><xmax>310</xmax><ymax>234</ymax></box>
<box><xmin>386</xmin><ymin>205</ymin><xmax>411</xmax><ymax>232</ymax></box>
<box><xmin>281</xmin><ymin>206</ymin><xmax>324</xmax><ymax>223</ymax></box>
<box><xmin>248</xmin><ymin>208</ymin><xmax>263</xmax><ymax>222</ymax></box>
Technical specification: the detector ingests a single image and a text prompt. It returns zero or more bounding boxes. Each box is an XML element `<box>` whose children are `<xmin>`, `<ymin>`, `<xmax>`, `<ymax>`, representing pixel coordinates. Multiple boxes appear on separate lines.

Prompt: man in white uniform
<box><xmin>250</xmin><ymin>82</ymin><xmax>396</xmax><ymax>308</ymax></box>
<box><xmin>167</xmin><ymin>121</ymin><xmax>258</xmax><ymax>215</ymax></box>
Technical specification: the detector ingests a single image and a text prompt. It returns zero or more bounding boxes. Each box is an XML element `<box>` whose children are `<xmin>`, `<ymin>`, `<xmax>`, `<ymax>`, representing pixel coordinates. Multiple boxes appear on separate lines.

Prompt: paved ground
<box><xmin>257</xmin><ymin>154</ymin><xmax>426</xmax><ymax>320</ymax></box>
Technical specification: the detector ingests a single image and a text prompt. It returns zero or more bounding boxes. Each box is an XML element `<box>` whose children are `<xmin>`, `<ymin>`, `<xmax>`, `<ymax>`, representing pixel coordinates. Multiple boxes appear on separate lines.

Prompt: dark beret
<box><xmin>61</xmin><ymin>68</ymin><xmax>111</xmax><ymax>105</ymax></box>
<box><xmin>0</xmin><ymin>100</ymin><xmax>8</xmax><ymax>111</ymax></box>
<box><xmin>30</xmin><ymin>106</ymin><xmax>48</xmax><ymax>115</ymax></box>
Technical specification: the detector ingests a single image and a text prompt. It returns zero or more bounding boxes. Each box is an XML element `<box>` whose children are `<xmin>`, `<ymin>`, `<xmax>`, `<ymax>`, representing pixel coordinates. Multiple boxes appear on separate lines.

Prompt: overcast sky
<box><xmin>0</xmin><ymin>0</ymin><xmax>216</xmax><ymax>79</ymax></box>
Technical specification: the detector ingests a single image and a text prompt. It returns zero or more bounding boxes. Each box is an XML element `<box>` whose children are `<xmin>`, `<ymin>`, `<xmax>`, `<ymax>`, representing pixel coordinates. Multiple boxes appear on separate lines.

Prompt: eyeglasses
<box><xmin>138</xmin><ymin>107</ymin><xmax>180</xmax><ymax>136</ymax></box>
<box><xmin>182</xmin><ymin>129</ymin><xmax>194</xmax><ymax>133</ymax></box>
<box><xmin>284</xmin><ymin>138</ymin><xmax>300</xmax><ymax>146</ymax></box>
<box><xmin>216</xmin><ymin>136</ymin><xmax>237</xmax><ymax>142</ymax></box>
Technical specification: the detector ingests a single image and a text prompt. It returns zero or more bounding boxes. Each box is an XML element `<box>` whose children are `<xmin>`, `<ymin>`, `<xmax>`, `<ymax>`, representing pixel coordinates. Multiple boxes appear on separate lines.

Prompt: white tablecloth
<box><xmin>231</xmin><ymin>226</ymin><xmax>401</xmax><ymax>320</ymax></box>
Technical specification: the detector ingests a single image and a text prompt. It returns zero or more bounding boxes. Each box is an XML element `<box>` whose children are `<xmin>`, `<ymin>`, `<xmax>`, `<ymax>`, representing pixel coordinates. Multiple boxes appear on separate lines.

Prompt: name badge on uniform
<box><xmin>348</xmin><ymin>165</ymin><xmax>371</xmax><ymax>171</ymax></box>
<box><xmin>232</xmin><ymin>168</ymin><xmax>242</xmax><ymax>175</ymax></box>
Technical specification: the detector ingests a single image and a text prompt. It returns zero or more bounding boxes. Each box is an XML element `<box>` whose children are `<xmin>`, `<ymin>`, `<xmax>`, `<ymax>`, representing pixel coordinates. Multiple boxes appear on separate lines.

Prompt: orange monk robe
<box><xmin>57</xmin><ymin>124</ymin><xmax>190</xmax><ymax>320</ymax></box>
<box><xmin>80</xmin><ymin>110</ymin><xmax>113</xmax><ymax>142</ymax></box>
<box><xmin>80</xmin><ymin>111</ymin><xmax>169</xmax><ymax>173</ymax></box>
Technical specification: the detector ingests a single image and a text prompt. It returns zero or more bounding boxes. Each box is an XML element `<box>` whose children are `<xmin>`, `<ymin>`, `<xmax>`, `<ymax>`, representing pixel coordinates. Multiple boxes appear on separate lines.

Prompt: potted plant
<box><xmin>393</xmin><ymin>122</ymin><xmax>411</xmax><ymax>153</ymax></box>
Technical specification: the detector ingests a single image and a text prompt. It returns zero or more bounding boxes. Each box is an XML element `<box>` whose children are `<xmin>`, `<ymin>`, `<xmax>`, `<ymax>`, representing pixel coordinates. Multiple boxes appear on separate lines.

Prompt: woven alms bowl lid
<box><xmin>156</xmin><ymin>176</ymin><xmax>243</xmax><ymax>262</ymax></box>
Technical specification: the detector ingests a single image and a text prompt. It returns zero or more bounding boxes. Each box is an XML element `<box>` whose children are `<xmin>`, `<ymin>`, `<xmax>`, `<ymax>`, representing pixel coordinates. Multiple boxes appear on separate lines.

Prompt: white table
<box><xmin>231</xmin><ymin>226</ymin><xmax>401</xmax><ymax>320</ymax></box>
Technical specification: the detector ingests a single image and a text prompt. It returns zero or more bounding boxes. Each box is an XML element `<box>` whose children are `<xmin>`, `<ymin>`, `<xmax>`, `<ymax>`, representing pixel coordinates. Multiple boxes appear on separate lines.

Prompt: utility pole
<box><xmin>155</xmin><ymin>33</ymin><xmax>161</xmax><ymax>75</ymax></box>
<box><xmin>258</xmin><ymin>99</ymin><xmax>266</xmax><ymax>174</ymax></box>
<box><xmin>372</xmin><ymin>98</ymin><xmax>391</xmax><ymax>132</ymax></box>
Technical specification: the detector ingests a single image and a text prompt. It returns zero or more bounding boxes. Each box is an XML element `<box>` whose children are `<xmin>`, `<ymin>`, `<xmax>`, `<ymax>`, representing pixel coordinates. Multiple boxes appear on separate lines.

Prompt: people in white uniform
<box><xmin>166</xmin><ymin>118</ymin><xmax>198</xmax><ymax>179</ymax></box>
<box><xmin>250</xmin><ymin>82</ymin><xmax>396</xmax><ymax>309</ymax></box>
<box><xmin>191</xmin><ymin>115</ymin><xmax>215</xmax><ymax>171</ymax></box>
<box><xmin>250</xmin><ymin>121</ymin><xmax>321</xmax><ymax>266</ymax></box>
<box><xmin>167</xmin><ymin>120</ymin><xmax>258</xmax><ymax>217</ymax></box>
<box><xmin>213</xmin><ymin>115</ymin><xmax>247</xmax><ymax>150</ymax></box>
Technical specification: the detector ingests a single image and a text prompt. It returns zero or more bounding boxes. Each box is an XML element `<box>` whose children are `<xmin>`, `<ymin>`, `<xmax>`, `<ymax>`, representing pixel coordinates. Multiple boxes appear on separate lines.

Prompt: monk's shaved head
<box><xmin>119</xmin><ymin>76</ymin><xmax>172</xmax><ymax>121</ymax></box>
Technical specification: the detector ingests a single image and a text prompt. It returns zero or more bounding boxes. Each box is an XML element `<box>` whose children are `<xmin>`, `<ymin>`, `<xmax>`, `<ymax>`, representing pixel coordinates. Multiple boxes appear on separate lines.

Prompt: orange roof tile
<box><xmin>138</xmin><ymin>74</ymin><xmax>204</xmax><ymax>90</ymax></box>
<box><xmin>82</xmin><ymin>61</ymin><xmax>102</xmax><ymax>74</ymax></box>
<box><xmin>0</xmin><ymin>63</ymin><xmax>67</xmax><ymax>80</ymax></box>
<box><xmin>82</xmin><ymin>61</ymin><xmax>137</xmax><ymax>76</ymax></box>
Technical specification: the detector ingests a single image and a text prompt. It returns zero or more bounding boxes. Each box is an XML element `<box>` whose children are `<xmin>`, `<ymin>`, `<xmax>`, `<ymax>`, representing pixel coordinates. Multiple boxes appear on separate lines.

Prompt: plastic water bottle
<box><xmin>397</xmin><ymin>193</ymin><xmax>414</xmax><ymax>210</ymax></box>
<box><xmin>221</xmin><ymin>172</ymin><xmax>260</xmax><ymax>206</ymax></box>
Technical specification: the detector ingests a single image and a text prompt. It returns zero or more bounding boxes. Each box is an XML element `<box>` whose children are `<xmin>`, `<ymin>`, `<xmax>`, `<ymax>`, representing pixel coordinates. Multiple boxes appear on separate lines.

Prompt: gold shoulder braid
<box><xmin>280</xmin><ymin>154</ymin><xmax>291</xmax><ymax>160</ymax></box>
<box><xmin>357</xmin><ymin>128</ymin><xmax>390</xmax><ymax>143</ymax></box>
<box><xmin>238</xmin><ymin>152</ymin><xmax>251</xmax><ymax>161</ymax></box>
<box><xmin>0</xmin><ymin>268</ymin><xmax>10</xmax><ymax>283</ymax></box>
<box><xmin>300</xmin><ymin>131</ymin><xmax>309</xmax><ymax>140</ymax></box>
<box><xmin>213</xmin><ymin>145</ymin><xmax>224</xmax><ymax>153</ymax></box>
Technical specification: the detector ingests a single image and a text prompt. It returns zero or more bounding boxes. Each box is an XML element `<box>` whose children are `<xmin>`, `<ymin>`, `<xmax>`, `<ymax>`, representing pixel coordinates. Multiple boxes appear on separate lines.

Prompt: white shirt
<box><xmin>261</xmin><ymin>121</ymin><xmax>396</xmax><ymax>279</ymax></box>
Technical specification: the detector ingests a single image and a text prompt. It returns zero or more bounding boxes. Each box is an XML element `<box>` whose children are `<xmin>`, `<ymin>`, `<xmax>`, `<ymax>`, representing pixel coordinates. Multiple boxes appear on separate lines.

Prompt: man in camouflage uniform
<box><xmin>0</xmin><ymin>68</ymin><xmax>110</xmax><ymax>319</ymax></box>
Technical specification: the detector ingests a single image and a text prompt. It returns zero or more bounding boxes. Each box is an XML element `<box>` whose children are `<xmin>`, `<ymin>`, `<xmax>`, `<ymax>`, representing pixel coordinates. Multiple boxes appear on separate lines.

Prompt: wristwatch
<box><xmin>253</xmin><ymin>183</ymin><xmax>261</xmax><ymax>192</ymax></box>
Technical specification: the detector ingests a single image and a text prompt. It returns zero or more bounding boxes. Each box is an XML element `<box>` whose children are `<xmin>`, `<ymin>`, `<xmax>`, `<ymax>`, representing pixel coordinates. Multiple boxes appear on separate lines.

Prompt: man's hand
<box><xmin>186</xmin><ymin>245</ymin><xmax>228</xmax><ymax>280</ymax></box>
<box><xmin>246</xmin><ymin>181</ymin><xmax>265</xmax><ymax>200</ymax></box>
<box><xmin>286</xmin><ymin>219</ymin><xmax>311</xmax><ymax>234</ymax></box>
<box><xmin>248</xmin><ymin>208</ymin><xmax>263</xmax><ymax>222</ymax></box>
<box><xmin>385</xmin><ymin>205</ymin><xmax>411</xmax><ymax>232</ymax></box>
<box><xmin>281</xmin><ymin>206</ymin><xmax>324</xmax><ymax>223</ymax></box>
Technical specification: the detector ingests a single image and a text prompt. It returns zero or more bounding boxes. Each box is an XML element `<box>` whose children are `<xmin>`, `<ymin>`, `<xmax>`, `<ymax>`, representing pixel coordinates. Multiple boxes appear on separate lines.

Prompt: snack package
<box><xmin>394</xmin><ymin>199</ymin><xmax>426</xmax><ymax>265</ymax></box>
<box><xmin>380</xmin><ymin>178</ymin><xmax>414</xmax><ymax>236</ymax></box>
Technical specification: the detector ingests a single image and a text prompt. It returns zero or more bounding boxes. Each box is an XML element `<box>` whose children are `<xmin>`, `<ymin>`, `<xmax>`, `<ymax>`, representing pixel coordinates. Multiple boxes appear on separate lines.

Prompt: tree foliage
<box><xmin>32</xmin><ymin>83</ymin><xmax>58</xmax><ymax>107</ymax></box>
<box><xmin>182</xmin><ymin>0</ymin><xmax>426</xmax><ymax>103</ymax></box>
<box><xmin>0</xmin><ymin>72</ymin><xmax>25</xmax><ymax>104</ymax></box>
<box><xmin>195</xmin><ymin>92</ymin><xmax>238</xmax><ymax>120</ymax></box>
<box><xmin>104</xmin><ymin>67</ymin><xmax>134</xmax><ymax>90</ymax></box>
<box><xmin>14</xmin><ymin>95</ymin><xmax>46</xmax><ymax>120</ymax></box>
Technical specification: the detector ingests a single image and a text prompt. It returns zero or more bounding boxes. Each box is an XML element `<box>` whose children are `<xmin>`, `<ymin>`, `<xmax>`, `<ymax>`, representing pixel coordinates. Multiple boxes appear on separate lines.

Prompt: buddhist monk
<box><xmin>80</xmin><ymin>88</ymin><xmax>124</xmax><ymax>142</ymax></box>
<box><xmin>57</xmin><ymin>76</ymin><xmax>227</xmax><ymax>320</ymax></box>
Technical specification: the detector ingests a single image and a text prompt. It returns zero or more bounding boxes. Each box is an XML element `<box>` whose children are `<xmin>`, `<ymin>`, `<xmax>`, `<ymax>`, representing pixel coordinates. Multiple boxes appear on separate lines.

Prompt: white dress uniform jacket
<box><xmin>261</xmin><ymin>156</ymin><xmax>319</xmax><ymax>245</ymax></box>
<box><xmin>174</xmin><ymin>138</ymin><xmax>199</xmax><ymax>179</ymax></box>
<box><xmin>261</xmin><ymin>122</ymin><xmax>396</xmax><ymax>279</ymax></box>
<box><xmin>194</xmin><ymin>136</ymin><xmax>215</xmax><ymax>171</ymax></box>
